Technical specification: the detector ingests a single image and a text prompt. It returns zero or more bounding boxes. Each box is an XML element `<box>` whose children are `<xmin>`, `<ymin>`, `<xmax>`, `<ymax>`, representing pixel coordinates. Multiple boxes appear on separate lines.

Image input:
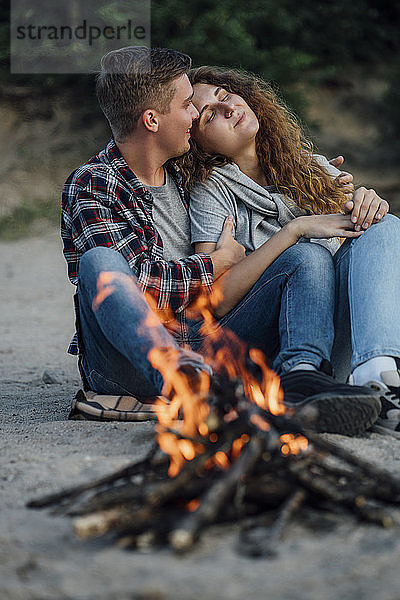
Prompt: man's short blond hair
<box><xmin>96</xmin><ymin>46</ymin><xmax>191</xmax><ymax>141</ymax></box>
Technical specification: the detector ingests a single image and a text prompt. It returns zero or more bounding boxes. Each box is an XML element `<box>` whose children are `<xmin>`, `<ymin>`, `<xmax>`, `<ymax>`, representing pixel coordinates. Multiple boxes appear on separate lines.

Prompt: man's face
<box><xmin>157</xmin><ymin>74</ymin><xmax>199</xmax><ymax>158</ymax></box>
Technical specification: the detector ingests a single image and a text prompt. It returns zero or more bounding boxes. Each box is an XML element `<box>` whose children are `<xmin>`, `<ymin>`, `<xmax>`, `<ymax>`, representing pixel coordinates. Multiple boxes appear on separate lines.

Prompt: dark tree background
<box><xmin>152</xmin><ymin>0</ymin><xmax>399</xmax><ymax>79</ymax></box>
<box><xmin>1</xmin><ymin>0</ymin><xmax>399</xmax><ymax>155</ymax></box>
<box><xmin>0</xmin><ymin>0</ymin><xmax>399</xmax><ymax>238</ymax></box>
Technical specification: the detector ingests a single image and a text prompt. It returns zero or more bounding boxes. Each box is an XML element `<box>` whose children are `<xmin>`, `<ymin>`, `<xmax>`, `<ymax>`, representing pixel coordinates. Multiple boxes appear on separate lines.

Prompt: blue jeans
<box><xmin>188</xmin><ymin>241</ymin><xmax>336</xmax><ymax>374</ymax></box>
<box><xmin>332</xmin><ymin>213</ymin><xmax>400</xmax><ymax>380</ymax></box>
<box><xmin>76</xmin><ymin>214</ymin><xmax>400</xmax><ymax>394</ymax></box>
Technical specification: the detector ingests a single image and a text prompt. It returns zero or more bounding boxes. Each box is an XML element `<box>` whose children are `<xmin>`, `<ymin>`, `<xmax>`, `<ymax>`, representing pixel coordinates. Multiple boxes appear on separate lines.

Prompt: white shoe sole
<box><xmin>372</xmin><ymin>422</ymin><xmax>400</xmax><ymax>439</ymax></box>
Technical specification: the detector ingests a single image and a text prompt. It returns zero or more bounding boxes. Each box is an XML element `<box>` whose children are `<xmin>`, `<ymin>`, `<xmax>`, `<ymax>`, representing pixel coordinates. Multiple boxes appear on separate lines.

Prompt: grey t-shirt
<box><xmin>147</xmin><ymin>169</ymin><xmax>194</xmax><ymax>261</ymax></box>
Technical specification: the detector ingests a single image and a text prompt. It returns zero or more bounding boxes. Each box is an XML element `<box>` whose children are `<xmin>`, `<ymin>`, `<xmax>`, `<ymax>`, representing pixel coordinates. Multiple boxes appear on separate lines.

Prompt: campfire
<box><xmin>28</xmin><ymin>277</ymin><xmax>400</xmax><ymax>556</ymax></box>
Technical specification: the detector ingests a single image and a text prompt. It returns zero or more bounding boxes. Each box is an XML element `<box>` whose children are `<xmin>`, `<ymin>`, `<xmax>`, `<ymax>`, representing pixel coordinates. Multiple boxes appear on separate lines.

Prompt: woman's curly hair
<box><xmin>178</xmin><ymin>66</ymin><xmax>346</xmax><ymax>214</ymax></box>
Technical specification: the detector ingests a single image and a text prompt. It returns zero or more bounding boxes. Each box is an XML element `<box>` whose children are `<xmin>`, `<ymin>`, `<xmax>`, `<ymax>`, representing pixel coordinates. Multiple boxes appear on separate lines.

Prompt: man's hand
<box><xmin>343</xmin><ymin>187</ymin><xmax>389</xmax><ymax>231</ymax></box>
<box><xmin>215</xmin><ymin>215</ymin><xmax>246</xmax><ymax>266</ymax></box>
<box><xmin>329</xmin><ymin>156</ymin><xmax>346</xmax><ymax>170</ymax></box>
<box><xmin>210</xmin><ymin>215</ymin><xmax>246</xmax><ymax>277</ymax></box>
<box><xmin>329</xmin><ymin>156</ymin><xmax>354</xmax><ymax>201</ymax></box>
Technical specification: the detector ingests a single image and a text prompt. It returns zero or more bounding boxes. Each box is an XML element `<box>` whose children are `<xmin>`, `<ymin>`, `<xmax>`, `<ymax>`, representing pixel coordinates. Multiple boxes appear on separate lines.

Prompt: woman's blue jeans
<box><xmin>332</xmin><ymin>213</ymin><xmax>400</xmax><ymax>380</ymax></box>
<box><xmin>77</xmin><ymin>214</ymin><xmax>400</xmax><ymax>395</ymax></box>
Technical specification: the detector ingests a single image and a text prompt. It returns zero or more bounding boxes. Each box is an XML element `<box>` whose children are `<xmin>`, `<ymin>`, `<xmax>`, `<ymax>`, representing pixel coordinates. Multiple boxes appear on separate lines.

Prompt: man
<box><xmin>61</xmin><ymin>46</ymin><xmax>381</xmax><ymax>434</ymax></box>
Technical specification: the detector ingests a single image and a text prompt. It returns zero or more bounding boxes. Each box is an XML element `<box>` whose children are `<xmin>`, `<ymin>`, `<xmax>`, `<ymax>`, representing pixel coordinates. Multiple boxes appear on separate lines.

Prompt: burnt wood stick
<box><xmin>360</xmin><ymin>487</ymin><xmax>400</xmax><ymax>506</ymax></box>
<box><xmin>66</xmin><ymin>482</ymin><xmax>147</xmax><ymax>516</ymax></box>
<box><xmin>144</xmin><ymin>422</ymin><xmax>262</xmax><ymax>509</ymax></box>
<box><xmin>169</xmin><ymin>436</ymin><xmax>264</xmax><ymax>553</ymax></box>
<box><xmin>70</xmin><ymin>476</ymin><xmax>214</xmax><ymax>516</ymax></box>
<box><xmin>145</xmin><ymin>448</ymin><xmax>218</xmax><ymax>508</ymax></box>
<box><xmin>305</xmin><ymin>433</ymin><xmax>400</xmax><ymax>494</ymax></box>
<box><xmin>244</xmin><ymin>473</ymin><xmax>293</xmax><ymax>507</ymax></box>
<box><xmin>27</xmin><ymin>442</ymin><xmax>161</xmax><ymax>508</ymax></box>
<box><xmin>316</xmin><ymin>493</ymin><xmax>395</xmax><ymax>528</ymax></box>
<box><xmin>290</xmin><ymin>459</ymin><xmax>397</xmax><ymax>526</ymax></box>
<box><xmin>238</xmin><ymin>488</ymin><xmax>307</xmax><ymax>557</ymax></box>
<box><xmin>75</xmin><ymin>501</ymin><xmax>187</xmax><ymax>542</ymax></box>
<box><xmin>351</xmin><ymin>498</ymin><xmax>395</xmax><ymax>527</ymax></box>
<box><xmin>310</xmin><ymin>455</ymin><xmax>400</xmax><ymax>505</ymax></box>
<box><xmin>73</xmin><ymin>505</ymin><xmax>154</xmax><ymax>540</ymax></box>
<box><xmin>272</xmin><ymin>413</ymin><xmax>400</xmax><ymax>495</ymax></box>
<box><xmin>116</xmin><ymin>506</ymin><xmax>191</xmax><ymax>550</ymax></box>
<box><xmin>288</xmin><ymin>460</ymin><xmax>349</xmax><ymax>504</ymax></box>
<box><xmin>309</xmin><ymin>454</ymin><xmax>353</xmax><ymax>479</ymax></box>
<box><xmin>266</xmin><ymin>413</ymin><xmax>400</xmax><ymax>492</ymax></box>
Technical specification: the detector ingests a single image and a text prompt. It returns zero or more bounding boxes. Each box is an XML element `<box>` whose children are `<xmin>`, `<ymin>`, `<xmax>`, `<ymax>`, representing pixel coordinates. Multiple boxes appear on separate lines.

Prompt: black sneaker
<box><xmin>280</xmin><ymin>369</ymin><xmax>381</xmax><ymax>436</ymax></box>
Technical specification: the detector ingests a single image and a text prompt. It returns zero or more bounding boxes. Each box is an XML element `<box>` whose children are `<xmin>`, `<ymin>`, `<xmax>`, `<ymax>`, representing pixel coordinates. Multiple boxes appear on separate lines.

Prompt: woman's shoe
<box><xmin>363</xmin><ymin>371</ymin><xmax>400</xmax><ymax>438</ymax></box>
<box><xmin>280</xmin><ymin>369</ymin><xmax>381</xmax><ymax>436</ymax></box>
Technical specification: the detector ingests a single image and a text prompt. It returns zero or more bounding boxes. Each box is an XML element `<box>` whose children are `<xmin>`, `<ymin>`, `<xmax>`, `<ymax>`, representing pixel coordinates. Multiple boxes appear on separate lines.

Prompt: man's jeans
<box><xmin>77</xmin><ymin>214</ymin><xmax>400</xmax><ymax>395</ymax></box>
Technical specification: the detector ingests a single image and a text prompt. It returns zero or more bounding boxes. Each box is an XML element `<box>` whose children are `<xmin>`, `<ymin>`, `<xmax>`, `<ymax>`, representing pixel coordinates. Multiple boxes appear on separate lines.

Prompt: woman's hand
<box><xmin>343</xmin><ymin>187</ymin><xmax>389</xmax><ymax>231</ymax></box>
<box><xmin>288</xmin><ymin>214</ymin><xmax>365</xmax><ymax>240</ymax></box>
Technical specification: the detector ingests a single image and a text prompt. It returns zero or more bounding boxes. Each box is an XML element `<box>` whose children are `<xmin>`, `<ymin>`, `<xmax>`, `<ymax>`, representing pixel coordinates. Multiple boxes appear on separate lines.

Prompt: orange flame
<box><xmin>248</xmin><ymin>349</ymin><xmax>285</xmax><ymax>415</ymax></box>
<box><xmin>92</xmin><ymin>271</ymin><xmax>117</xmax><ymax>311</ymax></box>
<box><xmin>280</xmin><ymin>433</ymin><xmax>308</xmax><ymax>456</ymax></box>
<box><xmin>214</xmin><ymin>451</ymin><xmax>230</xmax><ymax>470</ymax></box>
<box><xmin>250</xmin><ymin>413</ymin><xmax>270</xmax><ymax>432</ymax></box>
<box><xmin>186</xmin><ymin>499</ymin><xmax>200</xmax><ymax>512</ymax></box>
<box><xmin>149</xmin><ymin>345</ymin><xmax>211</xmax><ymax>477</ymax></box>
<box><xmin>231</xmin><ymin>434</ymin><xmax>250</xmax><ymax>459</ymax></box>
<box><xmin>92</xmin><ymin>270</ymin><xmax>304</xmax><ymax>475</ymax></box>
<box><xmin>146</xmin><ymin>287</ymin><xmax>290</xmax><ymax>474</ymax></box>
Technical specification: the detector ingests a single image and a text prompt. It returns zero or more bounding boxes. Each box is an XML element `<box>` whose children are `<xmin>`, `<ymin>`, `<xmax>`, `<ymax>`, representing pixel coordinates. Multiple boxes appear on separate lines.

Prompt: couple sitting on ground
<box><xmin>61</xmin><ymin>46</ymin><xmax>400</xmax><ymax>438</ymax></box>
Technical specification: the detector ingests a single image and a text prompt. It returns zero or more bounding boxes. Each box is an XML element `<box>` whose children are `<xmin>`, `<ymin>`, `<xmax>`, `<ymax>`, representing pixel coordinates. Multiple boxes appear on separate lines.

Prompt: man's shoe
<box><xmin>68</xmin><ymin>389</ymin><xmax>168</xmax><ymax>422</ymax></box>
<box><xmin>280</xmin><ymin>369</ymin><xmax>381</xmax><ymax>436</ymax></box>
<box><xmin>360</xmin><ymin>370</ymin><xmax>400</xmax><ymax>438</ymax></box>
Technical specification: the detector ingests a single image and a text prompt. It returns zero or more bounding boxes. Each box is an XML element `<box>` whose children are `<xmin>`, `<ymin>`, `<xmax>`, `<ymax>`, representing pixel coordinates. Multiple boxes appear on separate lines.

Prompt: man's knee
<box><xmin>79</xmin><ymin>246</ymin><xmax>130</xmax><ymax>278</ymax></box>
<box><xmin>78</xmin><ymin>247</ymin><xmax>135</xmax><ymax>303</ymax></box>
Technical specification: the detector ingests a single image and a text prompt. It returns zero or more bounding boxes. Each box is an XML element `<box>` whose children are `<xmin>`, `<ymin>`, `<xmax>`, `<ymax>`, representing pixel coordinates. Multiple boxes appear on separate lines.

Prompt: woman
<box><xmin>179</xmin><ymin>66</ymin><xmax>400</xmax><ymax>438</ymax></box>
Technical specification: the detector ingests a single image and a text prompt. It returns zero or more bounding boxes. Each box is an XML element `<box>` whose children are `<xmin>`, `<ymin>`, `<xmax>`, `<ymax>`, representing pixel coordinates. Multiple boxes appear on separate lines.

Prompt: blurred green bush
<box><xmin>0</xmin><ymin>0</ymin><xmax>399</xmax><ymax>155</ymax></box>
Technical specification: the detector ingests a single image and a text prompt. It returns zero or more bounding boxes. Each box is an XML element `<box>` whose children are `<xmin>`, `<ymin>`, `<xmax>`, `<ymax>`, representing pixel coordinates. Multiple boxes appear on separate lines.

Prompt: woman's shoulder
<box><xmin>191</xmin><ymin>165</ymin><xmax>239</xmax><ymax>199</ymax></box>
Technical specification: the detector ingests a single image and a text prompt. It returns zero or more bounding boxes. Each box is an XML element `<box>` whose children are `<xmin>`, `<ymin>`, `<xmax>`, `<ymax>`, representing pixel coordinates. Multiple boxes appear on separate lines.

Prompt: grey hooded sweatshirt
<box><xmin>189</xmin><ymin>155</ymin><xmax>341</xmax><ymax>255</ymax></box>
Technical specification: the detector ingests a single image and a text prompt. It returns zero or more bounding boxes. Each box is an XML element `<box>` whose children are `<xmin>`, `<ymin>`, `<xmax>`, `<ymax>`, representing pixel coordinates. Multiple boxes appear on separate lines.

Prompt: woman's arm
<box><xmin>196</xmin><ymin>214</ymin><xmax>364</xmax><ymax>318</ymax></box>
<box><xmin>196</xmin><ymin>225</ymin><xmax>299</xmax><ymax>318</ymax></box>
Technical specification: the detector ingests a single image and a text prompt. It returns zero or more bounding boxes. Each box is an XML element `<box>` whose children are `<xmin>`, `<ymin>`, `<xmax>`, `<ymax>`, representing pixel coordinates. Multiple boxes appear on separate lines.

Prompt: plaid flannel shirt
<box><xmin>61</xmin><ymin>138</ymin><xmax>214</xmax><ymax>355</ymax></box>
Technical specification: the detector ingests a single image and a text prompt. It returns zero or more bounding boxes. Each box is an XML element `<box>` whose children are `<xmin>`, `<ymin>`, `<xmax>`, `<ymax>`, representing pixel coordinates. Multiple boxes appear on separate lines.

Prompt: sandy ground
<box><xmin>2</xmin><ymin>230</ymin><xmax>400</xmax><ymax>600</ymax></box>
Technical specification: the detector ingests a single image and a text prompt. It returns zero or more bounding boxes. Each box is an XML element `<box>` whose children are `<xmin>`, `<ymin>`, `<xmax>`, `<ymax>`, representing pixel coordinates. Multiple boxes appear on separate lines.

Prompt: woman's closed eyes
<box><xmin>205</xmin><ymin>92</ymin><xmax>230</xmax><ymax>124</ymax></box>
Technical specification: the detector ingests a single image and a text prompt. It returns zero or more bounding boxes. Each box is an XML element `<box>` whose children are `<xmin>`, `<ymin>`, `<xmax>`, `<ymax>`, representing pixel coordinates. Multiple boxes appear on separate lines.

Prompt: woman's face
<box><xmin>191</xmin><ymin>83</ymin><xmax>259</xmax><ymax>159</ymax></box>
